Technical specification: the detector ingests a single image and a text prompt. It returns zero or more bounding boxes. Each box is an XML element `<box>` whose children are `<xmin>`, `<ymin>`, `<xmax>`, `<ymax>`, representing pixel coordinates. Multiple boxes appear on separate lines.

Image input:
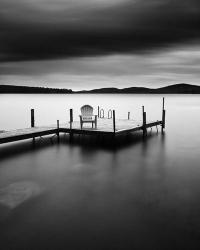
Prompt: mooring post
<box><xmin>31</xmin><ymin>109</ymin><xmax>35</xmax><ymax>145</ymax></box>
<box><xmin>70</xmin><ymin>109</ymin><xmax>73</xmax><ymax>129</ymax></box>
<box><xmin>162</xmin><ymin>97</ymin><xmax>166</xmax><ymax>134</ymax></box>
<box><xmin>98</xmin><ymin>106</ymin><xmax>100</xmax><ymax>118</ymax></box>
<box><xmin>142</xmin><ymin>106</ymin><xmax>147</xmax><ymax>137</ymax></box>
<box><xmin>31</xmin><ymin>109</ymin><xmax>35</xmax><ymax>128</ymax></box>
<box><xmin>113</xmin><ymin>110</ymin><xmax>116</xmax><ymax>133</ymax></box>
<box><xmin>57</xmin><ymin>120</ymin><xmax>60</xmax><ymax>142</ymax></box>
<box><xmin>128</xmin><ymin>112</ymin><xmax>130</xmax><ymax>120</ymax></box>
<box><xmin>70</xmin><ymin>109</ymin><xmax>73</xmax><ymax>141</ymax></box>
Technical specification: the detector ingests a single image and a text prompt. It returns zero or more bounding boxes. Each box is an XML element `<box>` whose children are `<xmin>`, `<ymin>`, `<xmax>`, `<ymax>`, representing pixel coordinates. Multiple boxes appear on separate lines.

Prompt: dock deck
<box><xmin>0</xmin><ymin>98</ymin><xmax>166</xmax><ymax>145</ymax></box>
<box><xmin>0</xmin><ymin>118</ymin><xmax>163</xmax><ymax>145</ymax></box>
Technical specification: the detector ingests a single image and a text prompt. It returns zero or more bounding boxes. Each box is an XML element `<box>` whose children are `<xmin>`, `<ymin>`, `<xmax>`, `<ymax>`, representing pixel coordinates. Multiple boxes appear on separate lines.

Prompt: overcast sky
<box><xmin>0</xmin><ymin>0</ymin><xmax>200</xmax><ymax>90</ymax></box>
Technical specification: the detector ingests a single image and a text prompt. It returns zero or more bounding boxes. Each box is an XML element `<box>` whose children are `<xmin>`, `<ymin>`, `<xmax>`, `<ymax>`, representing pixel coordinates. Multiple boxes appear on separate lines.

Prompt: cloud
<box><xmin>0</xmin><ymin>0</ymin><xmax>200</xmax><ymax>62</ymax></box>
<box><xmin>1</xmin><ymin>45</ymin><xmax>200</xmax><ymax>89</ymax></box>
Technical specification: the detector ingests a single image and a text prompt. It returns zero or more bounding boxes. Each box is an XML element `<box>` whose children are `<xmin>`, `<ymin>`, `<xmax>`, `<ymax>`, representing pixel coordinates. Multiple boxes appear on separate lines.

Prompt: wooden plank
<box><xmin>60</xmin><ymin>128</ymin><xmax>112</xmax><ymax>136</ymax></box>
<box><xmin>116</xmin><ymin>126</ymin><xmax>142</xmax><ymax>135</ymax></box>
<box><xmin>0</xmin><ymin>129</ymin><xmax>57</xmax><ymax>144</ymax></box>
<box><xmin>116</xmin><ymin>121</ymin><xmax>162</xmax><ymax>135</ymax></box>
<box><xmin>146</xmin><ymin>121</ymin><xmax>162</xmax><ymax>128</ymax></box>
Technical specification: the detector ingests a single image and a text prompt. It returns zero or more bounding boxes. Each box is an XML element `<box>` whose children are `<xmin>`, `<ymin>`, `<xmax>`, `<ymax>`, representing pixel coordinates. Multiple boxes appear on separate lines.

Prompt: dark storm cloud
<box><xmin>0</xmin><ymin>0</ymin><xmax>200</xmax><ymax>62</ymax></box>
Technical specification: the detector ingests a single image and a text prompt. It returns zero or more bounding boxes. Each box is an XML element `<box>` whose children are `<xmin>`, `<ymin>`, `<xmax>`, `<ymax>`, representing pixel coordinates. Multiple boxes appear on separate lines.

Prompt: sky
<box><xmin>0</xmin><ymin>0</ymin><xmax>200</xmax><ymax>90</ymax></box>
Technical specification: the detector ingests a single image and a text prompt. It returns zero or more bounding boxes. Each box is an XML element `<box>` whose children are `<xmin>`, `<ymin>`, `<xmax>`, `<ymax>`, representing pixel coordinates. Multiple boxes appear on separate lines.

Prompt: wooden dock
<box><xmin>0</xmin><ymin>98</ymin><xmax>166</xmax><ymax>145</ymax></box>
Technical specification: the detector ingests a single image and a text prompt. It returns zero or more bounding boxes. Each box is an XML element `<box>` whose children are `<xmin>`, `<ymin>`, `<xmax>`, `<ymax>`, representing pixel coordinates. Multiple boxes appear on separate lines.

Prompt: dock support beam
<box><xmin>142</xmin><ymin>106</ymin><xmax>147</xmax><ymax>137</ymax></box>
<box><xmin>162</xmin><ymin>97</ymin><xmax>166</xmax><ymax>134</ymax></box>
<box><xmin>31</xmin><ymin>109</ymin><xmax>35</xmax><ymax>144</ymax></box>
<box><xmin>70</xmin><ymin>109</ymin><xmax>73</xmax><ymax>142</ymax></box>
<box><xmin>128</xmin><ymin>112</ymin><xmax>130</xmax><ymax>120</ymax></box>
<box><xmin>98</xmin><ymin>106</ymin><xmax>100</xmax><ymax>118</ymax></box>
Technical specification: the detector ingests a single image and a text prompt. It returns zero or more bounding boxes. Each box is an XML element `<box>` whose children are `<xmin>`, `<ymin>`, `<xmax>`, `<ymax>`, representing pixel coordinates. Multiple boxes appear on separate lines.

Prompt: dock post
<box><xmin>70</xmin><ymin>109</ymin><xmax>73</xmax><ymax>142</ymax></box>
<box><xmin>128</xmin><ymin>112</ymin><xmax>130</xmax><ymax>120</ymax></box>
<box><xmin>113</xmin><ymin>110</ymin><xmax>116</xmax><ymax>133</ymax></box>
<box><xmin>31</xmin><ymin>109</ymin><xmax>35</xmax><ymax>145</ymax></box>
<box><xmin>142</xmin><ymin>106</ymin><xmax>147</xmax><ymax>137</ymax></box>
<box><xmin>57</xmin><ymin>120</ymin><xmax>60</xmax><ymax>142</ymax></box>
<box><xmin>31</xmin><ymin>109</ymin><xmax>35</xmax><ymax>128</ymax></box>
<box><xmin>112</xmin><ymin>110</ymin><xmax>116</xmax><ymax>144</ymax></box>
<box><xmin>98</xmin><ymin>106</ymin><xmax>100</xmax><ymax>118</ymax></box>
<box><xmin>70</xmin><ymin>109</ymin><xmax>73</xmax><ymax>129</ymax></box>
<box><xmin>162</xmin><ymin>97</ymin><xmax>166</xmax><ymax>134</ymax></box>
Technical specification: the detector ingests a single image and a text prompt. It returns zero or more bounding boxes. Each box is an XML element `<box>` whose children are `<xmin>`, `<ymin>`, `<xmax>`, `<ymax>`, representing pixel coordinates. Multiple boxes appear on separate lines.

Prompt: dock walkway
<box><xmin>0</xmin><ymin>98</ymin><xmax>166</xmax><ymax>145</ymax></box>
<box><xmin>0</xmin><ymin>118</ymin><xmax>163</xmax><ymax>145</ymax></box>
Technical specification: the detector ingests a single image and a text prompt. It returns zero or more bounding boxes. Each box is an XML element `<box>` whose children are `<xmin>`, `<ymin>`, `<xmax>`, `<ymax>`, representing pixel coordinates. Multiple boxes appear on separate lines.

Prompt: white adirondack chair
<box><xmin>79</xmin><ymin>105</ymin><xmax>97</xmax><ymax>129</ymax></box>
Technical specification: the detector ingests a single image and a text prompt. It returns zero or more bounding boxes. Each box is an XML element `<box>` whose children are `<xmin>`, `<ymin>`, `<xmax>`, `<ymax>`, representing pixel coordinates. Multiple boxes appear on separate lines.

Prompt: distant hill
<box><xmin>152</xmin><ymin>83</ymin><xmax>200</xmax><ymax>94</ymax></box>
<box><xmin>1</xmin><ymin>83</ymin><xmax>200</xmax><ymax>94</ymax></box>
<box><xmin>77</xmin><ymin>84</ymin><xmax>200</xmax><ymax>94</ymax></box>
<box><xmin>78</xmin><ymin>87</ymin><xmax>151</xmax><ymax>94</ymax></box>
<box><xmin>0</xmin><ymin>85</ymin><xmax>72</xmax><ymax>94</ymax></box>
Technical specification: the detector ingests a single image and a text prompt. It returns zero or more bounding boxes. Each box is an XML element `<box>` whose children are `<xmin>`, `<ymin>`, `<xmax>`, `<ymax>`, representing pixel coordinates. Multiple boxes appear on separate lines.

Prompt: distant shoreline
<box><xmin>1</xmin><ymin>83</ymin><xmax>200</xmax><ymax>94</ymax></box>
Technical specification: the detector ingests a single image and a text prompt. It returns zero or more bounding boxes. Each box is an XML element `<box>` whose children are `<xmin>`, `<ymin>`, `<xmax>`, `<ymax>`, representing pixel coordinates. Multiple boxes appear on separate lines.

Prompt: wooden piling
<box><xmin>70</xmin><ymin>109</ymin><xmax>73</xmax><ymax>141</ymax></box>
<box><xmin>31</xmin><ymin>109</ymin><xmax>35</xmax><ymax>144</ymax></box>
<box><xmin>70</xmin><ymin>109</ymin><xmax>73</xmax><ymax>129</ymax></box>
<box><xmin>113</xmin><ymin>110</ymin><xmax>116</xmax><ymax>133</ymax></box>
<box><xmin>57</xmin><ymin>120</ymin><xmax>60</xmax><ymax>142</ymax></box>
<box><xmin>98</xmin><ymin>106</ymin><xmax>100</xmax><ymax>118</ymax></box>
<box><xmin>142</xmin><ymin>106</ymin><xmax>147</xmax><ymax>137</ymax></box>
<box><xmin>162</xmin><ymin>110</ymin><xmax>166</xmax><ymax>133</ymax></box>
<box><xmin>162</xmin><ymin>97</ymin><xmax>166</xmax><ymax>133</ymax></box>
<box><xmin>162</xmin><ymin>97</ymin><xmax>165</xmax><ymax>110</ymax></box>
<box><xmin>142</xmin><ymin>106</ymin><xmax>144</xmax><ymax>114</ymax></box>
<box><xmin>31</xmin><ymin>109</ymin><xmax>35</xmax><ymax>128</ymax></box>
<box><xmin>128</xmin><ymin>112</ymin><xmax>130</xmax><ymax>120</ymax></box>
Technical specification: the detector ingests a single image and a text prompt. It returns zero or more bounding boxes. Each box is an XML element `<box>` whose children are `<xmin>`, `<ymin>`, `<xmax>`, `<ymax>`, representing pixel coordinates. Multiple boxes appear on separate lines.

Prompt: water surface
<box><xmin>0</xmin><ymin>94</ymin><xmax>200</xmax><ymax>249</ymax></box>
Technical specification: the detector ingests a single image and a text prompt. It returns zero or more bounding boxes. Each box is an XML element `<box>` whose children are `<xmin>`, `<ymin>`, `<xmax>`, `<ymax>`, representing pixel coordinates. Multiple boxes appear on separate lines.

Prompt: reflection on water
<box><xmin>0</xmin><ymin>94</ymin><xmax>200</xmax><ymax>249</ymax></box>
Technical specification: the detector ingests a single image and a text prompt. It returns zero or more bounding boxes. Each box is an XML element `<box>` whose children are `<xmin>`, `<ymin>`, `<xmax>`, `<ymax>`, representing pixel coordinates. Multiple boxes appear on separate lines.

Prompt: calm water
<box><xmin>0</xmin><ymin>94</ymin><xmax>200</xmax><ymax>249</ymax></box>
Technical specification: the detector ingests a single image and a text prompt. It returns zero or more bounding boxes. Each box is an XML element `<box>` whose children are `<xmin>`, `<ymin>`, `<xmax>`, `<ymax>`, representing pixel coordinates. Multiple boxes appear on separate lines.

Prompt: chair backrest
<box><xmin>81</xmin><ymin>105</ymin><xmax>93</xmax><ymax>116</ymax></box>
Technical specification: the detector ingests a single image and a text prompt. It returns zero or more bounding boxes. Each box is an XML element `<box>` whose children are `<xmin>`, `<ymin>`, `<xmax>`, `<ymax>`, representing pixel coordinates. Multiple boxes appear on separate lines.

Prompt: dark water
<box><xmin>0</xmin><ymin>94</ymin><xmax>200</xmax><ymax>249</ymax></box>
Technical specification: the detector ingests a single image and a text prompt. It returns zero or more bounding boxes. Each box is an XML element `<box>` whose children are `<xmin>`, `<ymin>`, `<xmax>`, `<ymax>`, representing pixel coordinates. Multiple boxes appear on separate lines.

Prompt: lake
<box><xmin>0</xmin><ymin>94</ymin><xmax>200</xmax><ymax>249</ymax></box>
